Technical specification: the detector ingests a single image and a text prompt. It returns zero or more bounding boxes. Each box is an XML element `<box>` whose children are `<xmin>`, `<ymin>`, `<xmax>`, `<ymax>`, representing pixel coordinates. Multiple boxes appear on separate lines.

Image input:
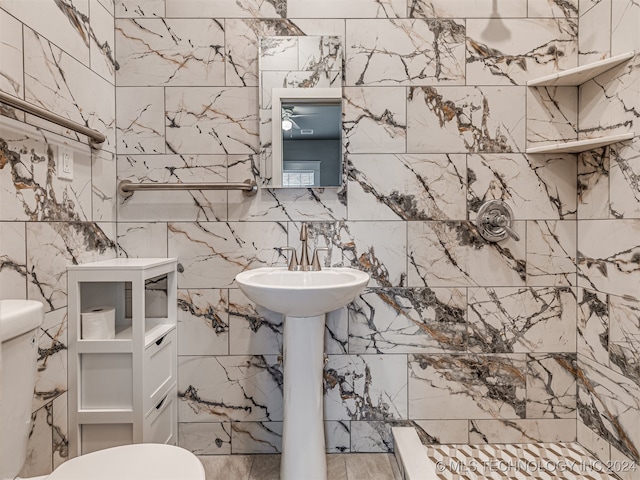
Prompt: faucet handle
<box><xmin>311</xmin><ymin>247</ymin><xmax>329</xmax><ymax>271</ymax></box>
<box><xmin>280</xmin><ymin>246</ymin><xmax>299</xmax><ymax>271</ymax></box>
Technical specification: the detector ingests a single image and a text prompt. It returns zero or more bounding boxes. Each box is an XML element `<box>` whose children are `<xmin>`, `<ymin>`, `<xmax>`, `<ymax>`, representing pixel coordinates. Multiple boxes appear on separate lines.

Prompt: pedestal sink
<box><xmin>235</xmin><ymin>267</ymin><xmax>369</xmax><ymax>480</ymax></box>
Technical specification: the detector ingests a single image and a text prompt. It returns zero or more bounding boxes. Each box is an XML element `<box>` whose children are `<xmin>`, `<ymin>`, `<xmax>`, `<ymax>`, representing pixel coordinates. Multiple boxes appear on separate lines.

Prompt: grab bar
<box><xmin>118</xmin><ymin>179</ymin><xmax>258</xmax><ymax>199</ymax></box>
<box><xmin>0</xmin><ymin>91</ymin><xmax>106</xmax><ymax>148</ymax></box>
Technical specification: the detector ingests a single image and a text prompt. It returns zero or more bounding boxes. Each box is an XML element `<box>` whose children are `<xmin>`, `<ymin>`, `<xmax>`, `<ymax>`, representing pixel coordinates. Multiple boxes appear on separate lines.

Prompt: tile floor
<box><xmin>198</xmin><ymin>453</ymin><xmax>403</xmax><ymax>480</ymax></box>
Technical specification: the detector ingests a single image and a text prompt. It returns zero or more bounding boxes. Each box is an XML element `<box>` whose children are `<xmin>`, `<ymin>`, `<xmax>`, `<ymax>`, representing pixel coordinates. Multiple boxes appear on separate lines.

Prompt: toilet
<box><xmin>0</xmin><ymin>300</ymin><xmax>205</xmax><ymax>480</ymax></box>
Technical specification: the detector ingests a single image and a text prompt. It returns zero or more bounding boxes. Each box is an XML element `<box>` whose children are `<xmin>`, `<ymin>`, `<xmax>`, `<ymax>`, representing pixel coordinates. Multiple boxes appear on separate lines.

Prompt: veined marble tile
<box><xmin>467</xmin><ymin>153</ymin><xmax>577</xmax><ymax>220</ymax></box>
<box><xmin>610</xmin><ymin>138</ymin><xmax>640</xmax><ymax>219</ymax></box>
<box><xmin>231</xmin><ymin>422</ymin><xmax>282</xmax><ymax>454</ymax></box>
<box><xmin>467</xmin><ymin>287</ymin><xmax>577</xmax><ymax>353</ymax></box>
<box><xmin>178</xmin><ymin>355</ymin><xmax>283</xmax><ymax>423</ymax></box>
<box><xmin>609</xmin><ymin>295</ymin><xmax>640</xmax><ymax>385</ymax></box>
<box><xmin>347</xmin><ymin>153</ymin><xmax>466</xmax><ymax>221</ymax></box>
<box><xmin>2</xmin><ymin>0</ymin><xmax>90</xmax><ymax>66</ymax></box>
<box><xmin>116</xmin><ymin>18</ymin><xmax>224</xmax><ymax>86</ymax></box>
<box><xmin>468</xmin><ymin>419</ymin><xmax>576</xmax><ymax>443</ymax></box>
<box><xmin>166</xmin><ymin>0</ymin><xmax>285</xmax><ymax>18</ymax></box>
<box><xmin>0</xmin><ymin>117</ymin><xmax>93</xmax><ymax>222</ymax></box>
<box><xmin>578</xmin><ymin>289</ymin><xmax>610</xmax><ymax>367</ymax></box>
<box><xmin>178</xmin><ymin>422</ymin><xmax>231</xmax><ymax>455</ymax></box>
<box><xmin>350</xmin><ymin>421</ymin><xmax>394</xmax><ymax>452</ymax></box>
<box><xmin>610</xmin><ymin>445</ymin><xmax>640</xmax><ymax>480</ymax></box>
<box><xmin>115</xmin><ymin>0</ymin><xmax>164</xmax><ymax>17</ymax></box>
<box><xmin>578</xmin><ymin>148</ymin><xmax>610</xmax><ymax>219</ymax></box>
<box><xmin>228</xmin><ymin>289</ymin><xmax>283</xmax><ymax>356</ymax></box>
<box><xmin>527</xmin><ymin>220</ymin><xmax>577</xmax><ymax>287</ymax></box>
<box><xmin>612</xmin><ymin>0</ymin><xmax>640</xmax><ymax>54</ymax></box>
<box><xmin>577</xmin><ymin>219</ymin><xmax>640</xmax><ymax>298</ymax></box>
<box><xmin>178</xmin><ymin>289</ymin><xmax>229</xmax><ymax>356</ymax></box>
<box><xmin>326</xmin><ymin>308</ymin><xmax>349</xmax><ymax>355</ymax></box>
<box><xmin>578</xmin><ymin>419</ymin><xmax>611</xmax><ymax>465</ymax></box>
<box><xmin>577</xmin><ymin>355</ymin><xmax>640</xmax><ymax>463</ymax></box>
<box><xmin>408</xmin><ymin>0</ymin><xmax>526</xmax><ymax>18</ymax></box>
<box><xmin>18</xmin><ymin>403</ymin><xmax>53</xmax><ymax>478</ymax></box>
<box><xmin>52</xmin><ymin>392</ymin><xmax>68</xmax><ymax>468</ymax></box>
<box><xmin>116</xmin><ymin>222</ymin><xmax>167</xmax><ymax>257</ymax></box>
<box><xmin>0</xmin><ymin>221</ymin><xmax>27</xmax><ymax>300</ymax></box>
<box><xmin>298</xmin><ymin>36</ymin><xmax>343</xmax><ymax>72</ymax></box>
<box><xmin>168</xmin><ymin>221</ymin><xmax>287</xmax><ymax>289</ymax></box>
<box><xmin>97</xmin><ymin>0</ymin><xmax>115</xmax><ymax>15</ymax></box>
<box><xmin>527</xmin><ymin>86</ymin><xmax>578</xmax><ymax>148</ymax></box>
<box><xmin>165</xmin><ymin>87</ymin><xmax>259</xmax><ymax>155</ymax></box>
<box><xmin>343</xmin><ymin>87</ymin><xmax>406</xmax><ymax>154</ymax></box>
<box><xmin>407</xmin><ymin>86</ymin><xmax>525</xmax><ymax>154</ymax></box>
<box><xmin>26</xmin><ymin>222</ymin><xmax>116</xmax><ymax>311</ymax></box>
<box><xmin>578</xmin><ymin>0</ymin><xmax>611</xmax><ymax>65</ymax></box>
<box><xmin>116</xmin><ymin>87</ymin><xmax>165</xmax><ymax>154</ymax></box>
<box><xmin>0</xmin><ymin>9</ymin><xmax>24</xmax><ymax>98</ymax></box>
<box><xmin>324</xmin><ymin>354</ymin><xmax>408</xmax><ymax>421</ymax></box>
<box><xmin>117</xmin><ymin>154</ymin><xmax>227</xmax><ymax>222</ymax></box>
<box><xmin>260</xmin><ymin>70</ymin><xmax>341</xmax><ymax>109</ymax></box>
<box><xmin>579</xmin><ymin>53</ymin><xmax>639</xmax><ymax>140</ymax></box>
<box><xmin>326</xmin><ymin>420</ymin><xmax>351</xmax><ymax>453</ymax></box>
<box><xmin>408</xmin><ymin>354</ymin><xmax>527</xmax><ymax>420</ymax></box>
<box><xmin>34</xmin><ymin>308</ymin><xmax>68</xmax><ymax>412</ymax></box>
<box><xmin>259</xmin><ymin>37</ymin><xmax>299</xmax><ymax>72</ymax></box>
<box><xmin>349</xmin><ymin>287</ymin><xmax>467</xmax><ymax>354</ymax></box>
<box><xmin>467</xmin><ymin>18</ymin><xmax>578</xmax><ymax>86</ymax></box>
<box><xmin>527</xmin><ymin>353</ymin><xmax>577</xmax><ymax>419</ymax></box>
<box><xmin>90</xmin><ymin>0</ymin><xmax>116</xmax><ymax>83</ymax></box>
<box><xmin>92</xmin><ymin>149</ymin><xmax>116</xmax><ymax>222</ymax></box>
<box><xmin>407</xmin><ymin>221</ymin><xmax>526</xmax><ymax>288</ymax></box>
<box><xmin>288</xmin><ymin>0</ymin><xmax>405</xmax><ymax>18</ymax></box>
<box><xmin>23</xmin><ymin>28</ymin><xmax>115</xmax><ymax>150</ymax></box>
<box><xmin>412</xmin><ymin>419</ymin><xmax>469</xmax><ymax>444</ymax></box>
<box><xmin>345</xmin><ymin>19</ymin><xmax>465</xmax><ymax>86</ymax></box>
<box><xmin>529</xmin><ymin>0</ymin><xmax>579</xmax><ymax>17</ymax></box>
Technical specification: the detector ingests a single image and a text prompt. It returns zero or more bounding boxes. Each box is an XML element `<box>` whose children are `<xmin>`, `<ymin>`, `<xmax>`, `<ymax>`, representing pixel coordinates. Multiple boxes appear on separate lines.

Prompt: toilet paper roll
<box><xmin>81</xmin><ymin>306</ymin><xmax>116</xmax><ymax>340</ymax></box>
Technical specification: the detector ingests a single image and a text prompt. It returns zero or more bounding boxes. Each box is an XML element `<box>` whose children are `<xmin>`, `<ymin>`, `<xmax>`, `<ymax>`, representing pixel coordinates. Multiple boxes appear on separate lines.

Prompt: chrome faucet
<box><xmin>280</xmin><ymin>224</ymin><xmax>329</xmax><ymax>271</ymax></box>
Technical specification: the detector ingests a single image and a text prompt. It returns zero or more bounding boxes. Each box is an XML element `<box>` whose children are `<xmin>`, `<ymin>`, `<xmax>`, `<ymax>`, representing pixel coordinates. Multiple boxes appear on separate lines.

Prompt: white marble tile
<box><xmin>259</xmin><ymin>37</ymin><xmax>299</xmax><ymax>72</ymax></box>
<box><xmin>90</xmin><ymin>0</ymin><xmax>116</xmax><ymax>83</ymax></box>
<box><xmin>349</xmin><ymin>287</ymin><xmax>467</xmax><ymax>354</ymax></box>
<box><xmin>350</xmin><ymin>421</ymin><xmax>393</xmax><ymax>452</ymax></box>
<box><xmin>0</xmin><ymin>221</ymin><xmax>27</xmax><ymax>300</ymax></box>
<box><xmin>527</xmin><ymin>353</ymin><xmax>577</xmax><ymax>419</ymax></box>
<box><xmin>228</xmin><ymin>289</ymin><xmax>283</xmax><ymax>356</ymax></box>
<box><xmin>298</xmin><ymin>36</ymin><xmax>343</xmax><ymax>72</ymax></box>
<box><xmin>178</xmin><ymin>289</ymin><xmax>229</xmax><ymax>356</ymax></box>
<box><xmin>178</xmin><ymin>422</ymin><xmax>231</xmax><ymax>455</ymax></box>
<box><xmin>168</xmin><ymin>221</ymin><xmax>287</xmax><ymax>289</ymax></box>
<box><xmin>527</xmin><ymin>86</ymin><xmax>578</xmax><ymax>148</ymax></box>
<box><xmin>178</xmin><ymin>355</ymin><xmax>283</xmax><ymax>423</ymax></box>
<box><xmin>117</xmin><ymin>154</ymin><xmax>227</xmax><ymax>222</ymax></box>
<box><xmin>610</xmin><ymin>138</ymin><xmax>640</xmax><ymax>219</ymax></box>
<box><xmin>577</xmin><ymin>219</ymin><xmax>640</xmax><ymax>298</ymax></box>
<box><xmin>166</xmin><ymin>0</ymin><xmax>285</xmax><ymax>18</ymax></box>
<box><xmin>529</xmin><ymin>0</ymin><xmax>579</xmax><ymax>17</ymax></box>
<box><xmin>23</xmin><ymin>28</ymin><xmax>115</xmax><ymax>150</ymax></box>
<box><xmin>407</xmin><ymin>86</ymin><xmax>526</xmax><ymax>154</ymax></box>
<box><xmin>115</xmin><ymin>87</ymin><xmax>165</xmax><ymax>154</ymax></box>
<box><xmin>407</xmin><ymin>221</ymin><xmax>526</xmax><ymax>288</ymax></box>
<box><xmin>409</xmin><ymin>353</ymin><xmax>527</xmax><ymax>420</ymax></box>
<box><xmin>578</xmin><ymin>0</ymin><xmax>611</xmax><ymax>65</ymax></box>
<box><xmin>0</xmin><ymin>9</ymin><xmax>24</xmax><ymax>98</ymax></box>
<box><xmin>611</xmin><ymin>0</ymin><xmax>640</xmax><ymax>55</ymax></box>
<box><xmin>325</xmin><ymin>420</ymin><xmax>351</xmax><ymax>453</ymax></box>
<box><xmin>578</xmin><ymin>148</ymin><xmax>610</xmax><ymax>219</ymax></box>
<box><xmin>324</xmin><ymin>355</ymin><xmax>408</xmax><ymax>422</ymax></box>
<box><xmin>577</xmin><ymin>419</ymin><xmax>611</xmax><ymax>464</ymax></box>
<box><xmin>468</xmin><ymin>418</ymin><xmax>576</xmax><ymax>443</ymax></box>
<box><xmin>116</xmin><ymin>222</ymin><xmax>167</xmax><ymax>257</ymax></box>
<box><xmin>260</xmin><ymin>70</ymin><xmax>341</xmax><ymax>109</ymax></box>
<box><xmin>343</xmin><ymin>87</ymin><xmax>406</xmax><ymax>154</ymax></box>
<box><xmin>231</xmin><ymin>422</ymin><xmax>282</xmax><ymax>454</ymax></box>
<box><xmin>346</xmin><ymin>19</ymin><xmax>465</xmax><ymax>86</ymax></box>
<box><xmin>18</xmin><ymin>403</ymin><xmax>53</xmax><ymax>477</ymax></box>
<box><xmin>347</xmin><ymin>153</ymin><xmax>466</xmax><ymax>221</ymax></box>
<box><xmin>467</xmin><ymin>287</ymin><xmax>577</xmax><ymax>353</ymax></box>
<box><xmin>527</xmin><ymin>220</ymin><xmax>577</xmax><ymax>287</ymax></box>
<box><xmin>165</xmin><ymin>87</ymin><xmax>259</xmax><ymax>155</ymax></box>
<box><xmin>33</xmin><ymin>307</ymin><xmax>68</xmax><ymax>412</ymax></box>
<box><xmin>466</xmin><ymin>18</ymin><xmax>578</xmax><ymax>86</ymax></box>
<box><xmin>578</xmin><ymin>289</ymin><xmax>611</xmax><ymax>368</ymax></box>
<box><xmin>288</xmin><ymin>0</ymin><xmax>405</xmax><ymax>18</ymax></box>
<box><xmin>412</xmin><ymin>419</ymin><xmax>469</xmax><ymax>444</ymax></box>
<box><xmin>92</xmin><ymin>149</ymin><xmax>116</xmax><ymax>222</ymax></box>
<box><xmin>116</xmin><ymin>18</ymin><xmax>225</xmax><ymax>86</ymax></box>
<box><xmin>608</xmin><ymin>295</ymin><xmax>640</xmax><ymax>385</ymax></box>
<box><xmin>52</xmin><ymin>392</ymin><xmax>68</xmax><ymax>468</ymax></box>
<box><xmin>115</xmin><ymin>0</ymin><xmax>164</xmax><ymax>17</ymax></box>
<box><xmin>609</xmin><ymin>445</ymin><xmax>640</xmax><ymax>480</ymax></box>
<box><xmin>467</xmin><ymin>153</ymin><xmax>577</xmax><ymax>221</ymax></box>
<box><xmin>97</xmin><ymin>0</ymin><xmax>115</xmax><ymax>15</ymax></box>
<box><xmin>408</xmin><ymin>0</ymin><xmax>526</xmax><ymax>17</ymax></box>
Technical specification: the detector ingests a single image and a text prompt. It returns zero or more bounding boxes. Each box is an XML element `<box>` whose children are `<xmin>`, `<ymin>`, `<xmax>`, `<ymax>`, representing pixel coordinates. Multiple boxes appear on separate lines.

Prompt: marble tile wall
<box><xmin>1</xmin><ymin>0</ymin><xmax>638</xmax><ymax>474</ymax></box>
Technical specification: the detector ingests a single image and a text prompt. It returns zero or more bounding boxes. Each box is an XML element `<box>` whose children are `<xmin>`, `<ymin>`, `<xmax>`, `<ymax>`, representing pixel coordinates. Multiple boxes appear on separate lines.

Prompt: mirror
<box><xmin>258</xmin><ymin>36</ymin><xmax>343</xmax><ymax>189</ymax></box>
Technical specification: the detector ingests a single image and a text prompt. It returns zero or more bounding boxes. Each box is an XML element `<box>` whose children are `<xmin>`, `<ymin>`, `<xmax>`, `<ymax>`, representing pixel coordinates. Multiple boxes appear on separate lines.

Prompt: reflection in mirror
<box><xmin>272</xmin><ymin>87</ymin><xmax>342</xmax><ymax>189</ymax></box>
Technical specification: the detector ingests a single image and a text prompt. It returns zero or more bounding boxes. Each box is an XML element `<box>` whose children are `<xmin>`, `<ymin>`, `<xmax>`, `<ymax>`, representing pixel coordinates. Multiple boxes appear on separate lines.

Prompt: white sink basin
<box><xmin>235</xmin><ymin>267</ymin><xmax>369</xmax><ymax>318</ymax></box>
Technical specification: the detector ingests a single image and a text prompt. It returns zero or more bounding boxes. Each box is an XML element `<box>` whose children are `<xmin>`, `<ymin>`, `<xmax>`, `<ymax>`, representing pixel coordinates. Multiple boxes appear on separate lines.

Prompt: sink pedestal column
<box><xmin>281</xmin><ymin>314</ymin><xmax>326</xmax><ymax>480</ymax></box>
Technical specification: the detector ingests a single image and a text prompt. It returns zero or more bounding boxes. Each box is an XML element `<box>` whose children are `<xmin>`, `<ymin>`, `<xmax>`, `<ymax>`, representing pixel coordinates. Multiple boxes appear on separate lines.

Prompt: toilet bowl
<box><xmin>0</xmin><ymin>300</ymin><xmax>204</xmax><ymax>480</ymax></box>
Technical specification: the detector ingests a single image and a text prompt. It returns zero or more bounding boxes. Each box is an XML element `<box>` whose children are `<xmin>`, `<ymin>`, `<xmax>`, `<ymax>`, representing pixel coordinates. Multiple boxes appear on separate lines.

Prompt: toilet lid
<box><xmin>46</xmin><ymin>444</ymin><xmax>205</xmax><ymax>480</ymax></box>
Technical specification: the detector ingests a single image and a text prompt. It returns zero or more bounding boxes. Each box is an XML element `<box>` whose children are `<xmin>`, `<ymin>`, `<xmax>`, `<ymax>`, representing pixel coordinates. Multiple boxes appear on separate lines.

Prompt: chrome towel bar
<box><xmin>118</xmin><ymin>179</ymin><xmax>258</xmax><ymax>199</ymax></box>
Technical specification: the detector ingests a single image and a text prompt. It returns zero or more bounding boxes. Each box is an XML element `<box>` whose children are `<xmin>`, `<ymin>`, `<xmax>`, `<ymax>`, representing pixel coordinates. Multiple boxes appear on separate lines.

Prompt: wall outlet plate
<box><xmin>57</xmin><ymin>145</ymin><xmax>73</xmax><ymax>180</ymax></box>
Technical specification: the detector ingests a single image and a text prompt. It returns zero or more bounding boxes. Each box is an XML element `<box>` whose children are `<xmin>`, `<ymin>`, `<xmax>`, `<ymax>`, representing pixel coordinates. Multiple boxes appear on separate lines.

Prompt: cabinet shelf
<box><xmin>525</xmin><ymin>133</ymin><xmax>634</xmax><ymax>154</ymax></box>
<box><xmin>76</xmin><ymin>321</ymin><xmax>175</xmax><ymax>353</ymax></box>
<box><xmin>527</xmin><ymin>51</ymin><xmax>635</xmax><ymax>86</ymax></box>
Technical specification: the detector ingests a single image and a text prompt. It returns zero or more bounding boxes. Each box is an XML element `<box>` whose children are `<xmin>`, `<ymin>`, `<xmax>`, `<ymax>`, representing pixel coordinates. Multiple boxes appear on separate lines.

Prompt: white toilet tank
<box><xmin>0</xmin><ymin>300</ymin><xmax>45</xmax><ymax>480</ymax></box>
